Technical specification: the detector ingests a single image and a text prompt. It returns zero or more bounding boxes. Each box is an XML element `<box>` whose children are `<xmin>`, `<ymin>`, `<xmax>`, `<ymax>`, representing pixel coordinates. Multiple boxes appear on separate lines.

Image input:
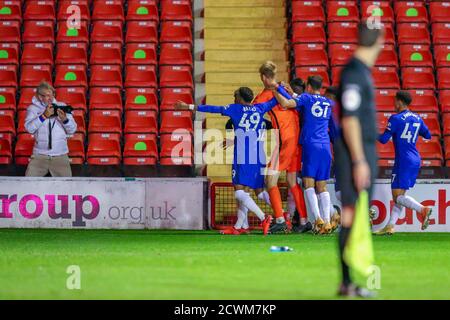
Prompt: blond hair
<box><xmin>36</xmin><ymin>81</ymin><xmax>55</xmax><ymax>95</ymax></box>
<box><xmin>259</xmin><ymin>61</ymin><xmax>277</xmax><ymax>79</ymax></box>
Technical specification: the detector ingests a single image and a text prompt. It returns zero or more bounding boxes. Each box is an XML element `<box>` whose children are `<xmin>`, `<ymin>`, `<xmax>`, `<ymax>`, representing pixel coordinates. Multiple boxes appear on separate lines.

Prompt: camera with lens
<box><xmin>51</xmin><ymin>103</ymin><xmax>73</xmax><ymax>117</ymax></box>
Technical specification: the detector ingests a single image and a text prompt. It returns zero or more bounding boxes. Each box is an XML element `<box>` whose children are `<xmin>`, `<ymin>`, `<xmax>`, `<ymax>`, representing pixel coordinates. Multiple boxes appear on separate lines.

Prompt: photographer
<box><xmin>24</xmin><ymin>81</ymin><xmax>77</xmax><ymax>177</ymax></box>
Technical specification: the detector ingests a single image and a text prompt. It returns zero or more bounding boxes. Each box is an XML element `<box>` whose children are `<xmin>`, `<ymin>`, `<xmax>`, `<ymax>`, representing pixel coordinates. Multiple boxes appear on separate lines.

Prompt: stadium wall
<box><xmin>0</xmin><ymin>177</ymin><xmax>208</xmax><ymax>230</ymax></box>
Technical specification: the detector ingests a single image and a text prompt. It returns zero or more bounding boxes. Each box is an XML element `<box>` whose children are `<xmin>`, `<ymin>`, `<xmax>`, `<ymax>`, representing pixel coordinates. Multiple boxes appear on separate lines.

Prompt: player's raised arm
<box><xmin>175</xmin><ymin>101</ymin><xmax>227</xmax><ymax>114</ymax></box>
<box><xmin>419</xmin><ymin>118</ymin><xmax>431</xmax><ymax>140</ymax></box>
<box><xmin>272</xmin><ymin>85</ymin><xmax>297</xmax><ymax>109</ymax></box>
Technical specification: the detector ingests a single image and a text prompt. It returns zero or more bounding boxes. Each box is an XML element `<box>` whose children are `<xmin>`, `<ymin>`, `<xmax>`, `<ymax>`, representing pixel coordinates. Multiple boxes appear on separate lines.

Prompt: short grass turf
<box><xmin>0</xmin><ymin>229</ymin><xmax>449</xmax><ymax>300</ymax></box>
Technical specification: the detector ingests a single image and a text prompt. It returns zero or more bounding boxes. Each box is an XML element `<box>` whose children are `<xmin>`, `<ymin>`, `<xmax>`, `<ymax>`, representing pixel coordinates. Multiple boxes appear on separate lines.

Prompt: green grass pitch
<box><xmin>0</xmin><ymin>229</ymin><xmax>449</xmax><ymax>299</ymax></box>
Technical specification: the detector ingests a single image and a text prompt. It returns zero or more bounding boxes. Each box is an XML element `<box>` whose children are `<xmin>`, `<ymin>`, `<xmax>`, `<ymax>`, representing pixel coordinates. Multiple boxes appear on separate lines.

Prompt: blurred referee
<box><xmin>334</xmin><ymin>22</ymin><xmax>384</xmax><ymax>297</ymax></box>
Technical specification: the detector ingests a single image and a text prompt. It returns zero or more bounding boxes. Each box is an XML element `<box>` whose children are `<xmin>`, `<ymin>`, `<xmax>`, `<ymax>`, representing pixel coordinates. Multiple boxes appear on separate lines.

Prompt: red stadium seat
<box><xmin>375</xmin><ymin>44</ymin><xmax>398</xmax><ymax>67</ymax></box>
<box><xmin>160</xmin><ymin>87</ymin><xmax>193</xmax><ymax>111</ymax></box>
<box><xmin>444</xmin><ymin>114</ymin><xmax>450</xmax><ymax>136</ymax></box>
<box><xmin>376</xmin><ymin>140</ymin><xmax>395</xmax><ymax>160</ymax></box>
<box><xmin>407</xmin><ymin>90</ymin><xmax>439</xmax><ymax>113</ymax></box>
<box><xmin>0</xmin><ymin>65</ymin><xmax>17</xmax><ymax>88</ymax></box>
<box><xmin>328</xmin><ymin>22</ymin><xmax>358</xmax><ymax>44</ymax></box>
<box><xmin>417</xmin><ymin>138</ymin><xmax>443</xmax><ymax>162</ymax></box>
<box><xmin>295</xmin><ymin>66</ymin><xmax>330</xmax><ymax>88</ymax></box>
<box><xmin>125</xmin><ymin>43</ymin><xmax>157</xmax><ymax>65</ymax></box>
<box><xmin>375</xmin><ymin>89</ymin><xmax>397</xmax><ymax>112</ymax></box>
<box><xmin>123</xmin><ymin>134</ymin><xmax>158</xmax><ymax>165</ymax></box>
<box><xmin>402</xmin><ymin>67</ymin><xmax>435</xmax><ymax>90</ymax></box>
<box><xmin>0</xmin><ymin>134</ymin><xmax>12</xmax><ymax>164</ymax></box>
<box><xmin>90</xmin><ymin>42</ymin><xmax>123</xmax><ymax>66</ymax></box>
<box><xmin>328</xmin><ymin>43</ymin><xmax>356</xmax><ymax>66</ymax></box>
<box><xmin>0</xmin><ymin>87</ymin><xmax>16</xmax><ymax>111</ymax></box>
<box><xmin>0</xmin><ymin>0</ymin><xmax>22</xmax><ymax>22</ymax></box>
<box><xmin>395</xmin><ymin>2</ymin><xmax>428</xmax><ymax>23</ymax></box>
<box><xmin>15</xmin><ymin>134</ymin><xmax>35</xmax><ymax>165</ymax></box>
<box><xmin>23</xmin><ymin>20</ymin><xmax>54</xmax><ymax>44</ymax></box>
<box><xmin>445</xmin><ymin>137</ymin><xmax>450</xmax><ymax>161</ymax></box>
<box><xmin>125</xmin><ymin>65</ymin><xmax>157</xmax><ymax>88</ymax></box>
<box><xmin>161</xmin><ymin>0</ymin><xmax>193</xmax><ymax>22</ymax></box>
<box><xmin>21</xmin><ymin>43</ymin><xmax>54</xmax><ymax>66</ymax></box>
<box><xmin>360</xmin><ymin>1</ymin><xmax>394</xmax><ymax>24</ymax></box>
<box><xmin>127</xmin><ymin>0</ymin><xmax>159</xmax><ymax>22</ymax></box>
<box><xmin>160</xmin><ymin>21</ymin><xmax>192</xmax><ymax>45</ymax></box>
<box><xmin>379</xmin><ymin>22</ymin><xmax>395</xmax><ymax>45</ymax></box>
<box><xmin>20</xmin><ymin>65</ymin><xmax>52</xmax><ymax>88</ymax></box>
<box><xmin>437</xmin><ymin>68</ymin><xmax>450</xmax><ymax>90</ymax></box>
<box><xmin>294</xmin><ymin>43</ymin><xmax>328</xmax><ymax>67</ymax></box>
<box><xmin>18</xmin><ymin>88</ymin><xmax>36</xmax><ymax>110</ymax></box>
<box><xmin>432</xmin><ymin>23</ymin><xmax>450</xmax><ymax>45</ymax></box>
<box><xmin>16</xmin><ymin>109</ymin><xmax>27</xmax><ymax>134</ymax></box>
<box><xmin>55</xmin><ymin>65</ymin><xmax>88</xmax><ymax>88</ymax></box>
<box><xmin>331</xmin><ymin>66</ymin><xmax>343</xmax><ymax>86</ymax></box>
<box><xmin>291</xmin><ymin>1</ymin><xmax>324</xmax><ymax>23</ymax></box>
<box><xmin>67</xmin><ymin>133</ymin><xmax>85</xmax><ymax>164</ymax></box>
<box><xmin>126</xmin><ymin>20</ymin><xmax>158</xmax><ymax>44</ymax></box>
<box><xmin>90</xmin><ymin>65</ymin><xmax>123</xmax><ymax>88</ymax></box>
<box><xmin>419</xmin><ymin>112</ymin><xmax>441</xmax><ymax>136</ymax></box>
<box><xmin>87</xmin><ymin>133</ymin><xmax>121</xmax><ymax>165</ymax></box>
<box><xmin>159</xmin><ymin>43</ymin><xmax>193</xmax><ymax>67</ymax></box>
<box><xmin>440</xmin><ymin>90</ymin><xmax>450</xmax><ymax>113</ymax></box>
<box><xmin>89</xmin><ymin>87</ymin><xmax>123</xmax><ymax>111</ymax></box>
<box><xmin>327</xmin><ymin>1</ymin><xmax>359</xmax><ymax>23</ymax></box>
<box><xmin>0</xmin><ymin>43</ymin><xmax>19</xmax><ymax>65</ymax></box>
<box><xmin>160</xmin><ymin>110</ymin><xmax>193</xmax><ymax>135</ymax></box>
<box><xmin>429</xmin><ymin>1</ymin><xmax>450</xmax><ymax>23</ymax></box>
<box><xmin>124</xmin><ymin>110</ymin><xmax>157</xmax><ymax>135</ymax></box>
<box><xmin>372</xmin><ymin>66</ymin><xmax>400</xmax><ymax>89</ymax></box>
<box><xmin>0</xmin><ymin>110</ymin><xmax>15</xmax><ymax>135</ymax></box>
<box><xmin>160</xmin><ymin>132</ymin><xmax>193</xmax><ymax>165</ymax></box>
<box><xmin>125</xmin><ymin>88</ymin><xmax>158</xmax><ymax>111</ymax></box>
<box><xmin>72</xmin><ymin>109</ymin><xmax>86</xmax><ymax>136</ymax></box>
<box><xmin>23</xmin><ymin>0</ymin><xmax>55</xmax><ymax>21</ymax></box>
<box><xmin>55</xmin><ymin>42</ymin><xmax>88</xmax><ymax>65</ymax></box>
<box><xmin>292</xmin><ymin>22</ymin><xmax>326</xmax><ymax>44</ymax></box>
<box><xmin>0</xmin><ymin>21</ymin><xmax>20</xmax><ymax>44</ymax></box>
<box><xmin>399</xmin><ymin>44</ymin><xmax>433</xmax><ymax>68</ymax></box>
<box><xmin>55</xmin><ymin>87</ymin><xmax>87</xmax><ymax>112</ymax></box>
<box><xmin>56</xmin><ymin>20</ymin><xmax>89</xmax><ymax>44</ymax></box>
<box><xmin>58</xmin><ymin>1</ymin><xmax>90</xmax><ymax>21</ymax></box>
<box><xmin>397</xmin><ymin>23</ymin><xmax>430</xmax><ymax>45</ymax></box>
<box><xmin>159</xmin><ymin>65</ymin><xmax>193</xmax><ymax>89</ymax></box>
<box><xmin>88</xmin><ymin>110</ymin><xmax>122</xmax><ymax>134</ymax></box>
<box><xmin>92</xmin><ymin>0</ymin><xmax>125</xmax><ymax>22</ymax></box>
<box><xmin>91</xmin><ymin>21</ymin><xmax>124</xmax><ymax>44</ymax></box>
<box><xmin>434</xmin><ymin>45</ymin><xmax>450</xmax><ymax>68</ymax></box>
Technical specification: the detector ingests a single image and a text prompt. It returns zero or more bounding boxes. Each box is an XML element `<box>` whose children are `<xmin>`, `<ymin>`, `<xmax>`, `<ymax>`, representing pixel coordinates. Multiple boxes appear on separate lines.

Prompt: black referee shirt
<box><xmin>337</xmin><ymin>56</ymin><xmax>378</xmax><ymax>144</ymax></box>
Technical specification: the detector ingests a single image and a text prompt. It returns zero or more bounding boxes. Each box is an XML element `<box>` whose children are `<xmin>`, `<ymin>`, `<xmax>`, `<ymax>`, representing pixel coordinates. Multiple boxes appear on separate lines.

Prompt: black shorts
<box><xmin>334</xmin><ymin>138</ymin><xmax>378</xmax><ymax>207</ymax></box>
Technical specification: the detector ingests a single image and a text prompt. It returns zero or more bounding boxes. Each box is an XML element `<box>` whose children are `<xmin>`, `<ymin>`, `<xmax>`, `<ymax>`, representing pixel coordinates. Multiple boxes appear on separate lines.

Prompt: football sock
<box><xmin>235</xmin><ymin>190</ymin><xmax>265</xmax><ymax>221</ymax></box>
<box><xmin>397</xmin><ymin>195</ymin><xmax>423</xmax><ymax>212</ymax></box>
<box><xmin>305</xmin><ymin>187</ymin><xmax>321</xmax><ymax>220</ymax></box>
<box><xmin>268</xmin><ymin>186</ymin><xmax>285</xmax><ymax>221</ymax></box>
<box><xmin>319</xmin><ymin>191</ymin><xmax>331</xmax><ymax>223</ymax></box>
<box><xmin>339</xmin><ymin>226</ymin><xmax>352</xmax><ymax>286</ymax></box>
<box><xmin>388</xmin><ymin>203</ymin><xmax>402</xmax><ymax>226</ymax></box>
<box><xmin>257</xmin><ymin>190</ymin><xmax>271</xmax><ymax>206</ymax></box>
<box><xmin>241</xmin><ymin>205</ymin><xmax>249</xmax><ymax>229</ymax></box>
<box><xmin>290</xmin><ymin>184</ymin><xmax>308</xmax><ymax>220</ymax></box>
<box><xmin>235</xmin><ymin>204</ymin><xmax>248</xmax><ymax>229</ymax></box>
<box><xmin>286</xmin><ymin>190</ymin><xmax>296</xmax><ymax>217</ymax></box>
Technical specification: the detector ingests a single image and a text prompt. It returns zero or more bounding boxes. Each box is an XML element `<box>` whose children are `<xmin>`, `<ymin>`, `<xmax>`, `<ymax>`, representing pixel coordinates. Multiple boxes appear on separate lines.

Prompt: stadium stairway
<box><xmin>196</xmin><ymin>0</ymin><xmax>290</xmax><ymax>182</ymax></box>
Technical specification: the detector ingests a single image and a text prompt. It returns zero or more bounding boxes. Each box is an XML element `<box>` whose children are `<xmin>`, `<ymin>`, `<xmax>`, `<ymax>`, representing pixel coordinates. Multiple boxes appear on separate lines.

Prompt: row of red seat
<box><xmin>0</xmin><ymin>109</ymin><xmax>194</xmax><ymax>137</ymax></box>
<box><xmin>0</xmin><ymin>42</ymin><xmax>193</xmax><ymax>67</ymax></box>
<box><xmin>0</xmin><ymin>87</ymin><xmax>194</xmax><ymax>112</ymax></box>
<box><xmin>0</xmin><ymin>0</ymin><xmax>193</xmax><ymax>23</ymax></box>
<box><xmin>0</xmin><ymin>132</ymin><xmax>194</xmax><ymax>166</ymax></box>
<box><xmin>0</xmin><ymin>20</ymin><xmax>193</xmax><ymax>45</ymax></box>
<box><xmin>294</xmin><ymin>65</ymin><xmax>450</xmax><ymax>90</ymax></box>
<box><xmin>0</xmin><ymin>64</ymin><xmax>194</xmax><ymax>90</ymax></box>
<box><xmin>294</xmin><ymin>43</ymin><xmax>450</xmax><ymax>68</ymax></box>
<box><xmin>292</xmin><ymin>21</ymin><xmax>450</xmax><ymax>45</ymax></box>
<box><xmin>292</xmin><ymin>1</ymin><xmax>450</xmax><ymax>24</ymax></box>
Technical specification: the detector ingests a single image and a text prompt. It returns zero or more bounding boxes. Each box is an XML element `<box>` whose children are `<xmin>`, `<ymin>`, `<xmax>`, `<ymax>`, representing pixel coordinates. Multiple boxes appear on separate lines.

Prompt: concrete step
<box><xmin>204</xmin><ymin>61</ymin><xmax>289</xmax><ymax>73</ymax></box>
<box><xmin>204</xmin><ymin>0</ymin><xmax>285</xmax><ymax>8</ymax></box>
<box><xmin>206</xmin><ymin>71</ymin><xmax>289</xmax><ymax>85</ymax></box>
<box><xmin>204</xmin><ymin>7</ymin><xmax>285</xmax><ymax>18</ymax></box>
<box><xmin>204</xmin><ymin>39</ymin><xmax>287</xmax><ymax>51</ymax></box>
<box><xmin>204</xmin><ymin>17</ymin><xmax>286</xmax><ymax>29</ymax></box>
<box><xmin>204</xmin><ymin>28</ymin><xmax>286</xmax><ymax>40</ymax></box>
<box><xmin>205</xmin><ymin>49</ymin><xmax>287</xmax><ymax>62</ymax></box>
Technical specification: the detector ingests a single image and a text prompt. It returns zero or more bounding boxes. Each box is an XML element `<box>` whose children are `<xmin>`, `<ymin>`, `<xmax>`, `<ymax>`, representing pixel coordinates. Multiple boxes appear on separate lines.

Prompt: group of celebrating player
<box><xmin>175</xmin><ymin>57</ymin><xmax>433</xmax><ymax>238</ymax></box>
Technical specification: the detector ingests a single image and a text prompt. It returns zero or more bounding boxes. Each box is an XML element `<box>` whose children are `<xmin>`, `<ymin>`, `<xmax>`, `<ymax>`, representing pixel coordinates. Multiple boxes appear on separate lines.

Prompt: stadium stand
<box><xmin>0</xmin><ymin>0</ymin><xmax>195</xmax><ymax>176</ymax></box>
